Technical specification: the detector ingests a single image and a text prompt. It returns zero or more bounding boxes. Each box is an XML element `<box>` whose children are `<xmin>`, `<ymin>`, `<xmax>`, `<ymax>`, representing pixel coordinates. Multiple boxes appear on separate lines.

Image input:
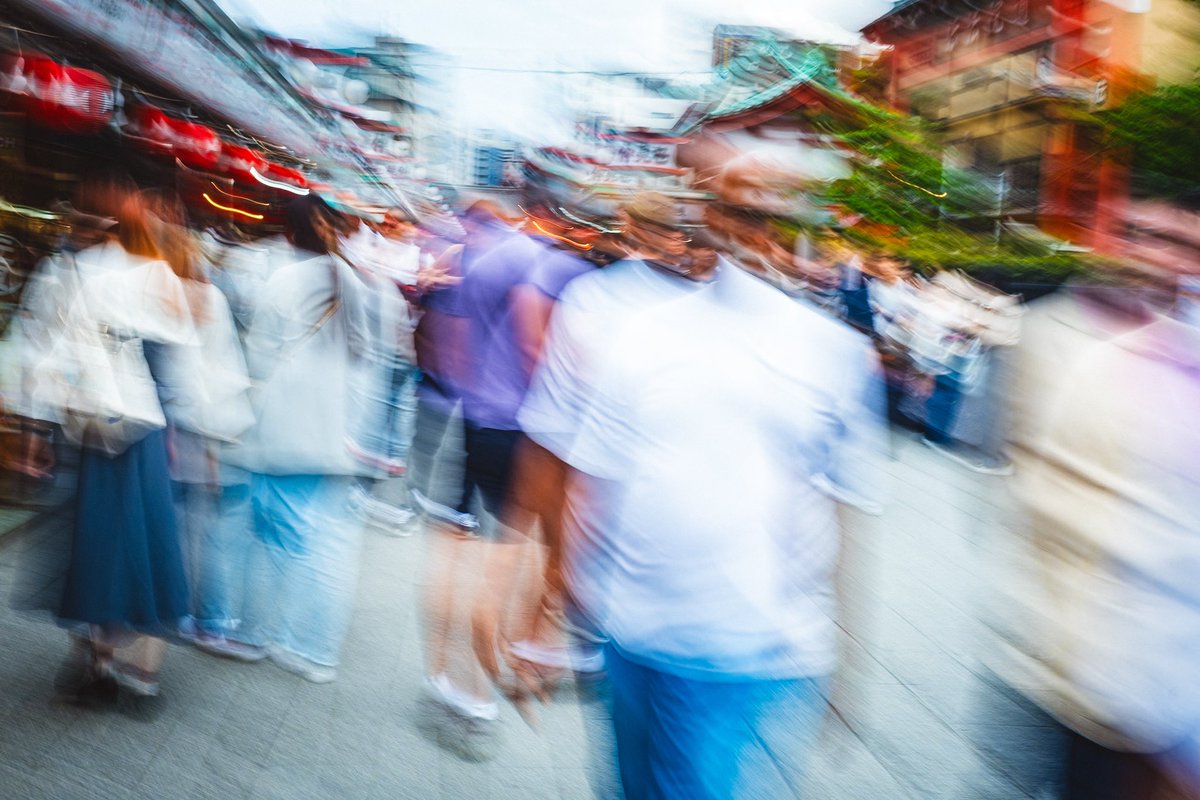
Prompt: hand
<box><xmin>416</xmin><ymin>264</ymin><xmax>462</xmax><ymax>292</ymax></box>
<box><xmin>471</xmin><ymin>598</ymin><xmax>552</xmax><ymax>716</ymax></box>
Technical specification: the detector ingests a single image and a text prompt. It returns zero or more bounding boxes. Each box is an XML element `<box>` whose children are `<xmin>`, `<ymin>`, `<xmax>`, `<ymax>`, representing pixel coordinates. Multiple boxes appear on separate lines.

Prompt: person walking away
<box><xmin>222</xmin><ymin>194</ymin><xmax>373</xmax><ymax>683</ymax></box>
<box><xmin>142</xmin><ymin>192</ymin><xmax>259</xmax><ymax>661</ymax></box>
<box><xmin>39</xmin><ymin>177</ymin><xmax>199</xmax><ymax>715</ymax></box>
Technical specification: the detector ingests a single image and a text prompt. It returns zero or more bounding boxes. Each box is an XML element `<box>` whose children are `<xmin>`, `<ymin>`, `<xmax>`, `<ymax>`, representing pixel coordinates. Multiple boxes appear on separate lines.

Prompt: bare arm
<box><xmin>510</xmin><ymin>285</ymin><xmax>555</xmax><ymax>381</ymax></box>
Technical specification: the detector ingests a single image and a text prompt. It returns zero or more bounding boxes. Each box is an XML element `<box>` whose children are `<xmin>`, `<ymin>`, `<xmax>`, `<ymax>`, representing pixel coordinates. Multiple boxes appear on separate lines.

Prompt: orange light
<box><xmin>529</xmin><ymin>218</ymin><xmax>593</xmax><ymax>251</ymax></box>
<box><xmin>202</xmin><ymin>193</ymin><xmax>265</xmax><ymax>221</ymax></box>
<box><xmin>210</xmin><ymin>182</ymin><xmax>270</xmax><ymax>207</ymax></box>
<box><xmin>887</xmin><ymin>170</ymin><xmax>948</xmax><ymax>198</ymax></box>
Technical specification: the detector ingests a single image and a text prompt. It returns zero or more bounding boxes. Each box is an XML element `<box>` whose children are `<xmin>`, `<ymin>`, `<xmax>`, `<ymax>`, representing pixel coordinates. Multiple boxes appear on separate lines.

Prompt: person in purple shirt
<box><xmin>417</xmin><ymin>200</ymin><xmax>594</xmax><ymax>759</ymax></box>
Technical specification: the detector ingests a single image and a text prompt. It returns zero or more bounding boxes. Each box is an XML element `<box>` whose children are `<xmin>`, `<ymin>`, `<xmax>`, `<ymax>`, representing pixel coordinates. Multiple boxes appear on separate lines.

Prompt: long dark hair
<box><xmin>286</xmin><ymin>194</ymin><xmax>339</xmax><ymax>255</ymax></box>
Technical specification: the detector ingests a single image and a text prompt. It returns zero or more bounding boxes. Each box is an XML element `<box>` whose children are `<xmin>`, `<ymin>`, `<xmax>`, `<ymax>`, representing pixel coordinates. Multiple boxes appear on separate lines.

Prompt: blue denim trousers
<box><xmin>353</xmin><ymin>360</ymin><xmax>419</xmax><ymax>464</ymax></box>
<box><xmin>925</xmin><ymin>370</ymin><xmax>964</xmax><ymax>444</ymax></box>
<box><xmin>175</xmin><ymin>481</ymin><xmax>256</xmax><ymax>638</ymax></box>
<box><xmin>605</xmin><ymin>645</ymin><xmax>825</xmax><ymax>800</ymax></box>
<box><xmin>240</xmin><ymin>474</ymin><xmax>363</xmax><ymax>667</ymax></box>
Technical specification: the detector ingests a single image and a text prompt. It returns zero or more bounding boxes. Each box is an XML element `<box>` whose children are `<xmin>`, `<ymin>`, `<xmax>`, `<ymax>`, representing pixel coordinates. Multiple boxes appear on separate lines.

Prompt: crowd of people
<box><xmin>3</xmin><ymin>172</ymin><xmax>1200</xmax><ymax>800</ymax></box>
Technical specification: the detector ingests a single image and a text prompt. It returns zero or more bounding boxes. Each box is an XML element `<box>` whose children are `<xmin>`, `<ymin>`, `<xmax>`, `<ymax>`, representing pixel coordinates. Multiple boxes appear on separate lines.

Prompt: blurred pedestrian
<box><xmin>987</xmin><ymin>195</ymin><xmax>1200</xmax><ymax>799</ymax></box>
<box><xmin>142</xmin><ymin>191</ymin><xmax>258</xmax><ymax>662</ymax></box>
<box><xmin>222</xmin><ymin>194</ymin><xmax>373</xmax><ymax>683</ymax></box>
<box><xmin>477</xmin><ymin>193</ymin><xmax>887</xmax><ymax>799</ymax></box>
<box><xmin>42</xmin><ymin>176</ymin><xmax>199</xmax><ymax>714</ymax></box>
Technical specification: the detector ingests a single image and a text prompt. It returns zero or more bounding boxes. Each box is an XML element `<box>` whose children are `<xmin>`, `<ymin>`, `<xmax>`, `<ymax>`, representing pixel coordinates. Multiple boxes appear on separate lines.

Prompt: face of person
<box><xmin>312</xmin><ymin>208</ymin><xmax>342</xmax><ymax>253</ymax></box>
<box><xmin>688</xmin><ymin>245</ymin><xmax>719</xmax><ymax>277</ymax></box>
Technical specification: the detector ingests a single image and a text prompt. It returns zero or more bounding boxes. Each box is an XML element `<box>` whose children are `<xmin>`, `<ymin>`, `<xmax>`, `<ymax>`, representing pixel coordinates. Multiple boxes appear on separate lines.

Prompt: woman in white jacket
<box><xmin>223</xmin><ymin>194</ymin><xmax>373</xmax><ymax>683</ymax></box>
<box><xmin>46</xmin><ymin>177</ymin><xmax>199</xmax><ymax>715</ymax></box>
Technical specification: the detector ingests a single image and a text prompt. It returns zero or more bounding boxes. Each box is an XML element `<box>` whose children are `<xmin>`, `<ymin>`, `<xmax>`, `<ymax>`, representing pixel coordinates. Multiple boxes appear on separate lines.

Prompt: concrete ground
<box><xmin>0</xmin><ymin>431</ymin><xmax>1043</xmax><ymax>799</ymax></box>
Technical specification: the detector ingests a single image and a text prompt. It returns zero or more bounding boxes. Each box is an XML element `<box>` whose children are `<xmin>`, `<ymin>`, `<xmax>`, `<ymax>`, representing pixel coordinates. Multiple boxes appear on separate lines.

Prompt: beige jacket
<box><xmin>994</xmin><ymin>293</ymin><xmax>1200</xmax><ymax>753</ymax></box>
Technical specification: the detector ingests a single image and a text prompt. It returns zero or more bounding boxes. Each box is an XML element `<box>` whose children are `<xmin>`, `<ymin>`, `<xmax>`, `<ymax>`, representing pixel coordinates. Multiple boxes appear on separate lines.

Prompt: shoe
<box><xmin>965</xmin><ymin>455</ymin><xmax>1015</xmax><ymax>476</ymax></box>
<box><xmin>268</xmin><ymin>646</ymin><xmax>337</xmax><ymax>684</ymax></box>
<box><xmin>355</xmin><ymin>491</ymin><xmax>417</xmax><ymax>533</ymax></box>
<box><xmin>345</xmin><ymin>438</ymin><xmax>392</xmax><ymax>474</ymax></box>
<box><xmin>110</xmin><ymin>664</ymin><xmax>160</xmax><ymax>697</ymax></box>
<box><xmin>412</xmin><ymin>489</ymin><xmax>479</xmax><ymax>530</ymax></box>
<box><xmin>425</xmin><ymin>674</ymin><xmax>499</xmax><ymax>721</ymax></box>
<box><xmin>193</xmin><ymin>632</ymin><xmax>268</xmax><ymax>663</ymax></box>
<box><xmin>420</xmin><ymin>674</ymin><xmax>502</xmax><ymax>761</ymax></box>
<box><xmin>509</xmin><ymin>640</ymin><xmax>605</xmax><ymax>674</ymax></box>
<box><xmin>923</xmin><ymin>438</ymin><xmax>1014</xmax><ymax>476</ymax></box>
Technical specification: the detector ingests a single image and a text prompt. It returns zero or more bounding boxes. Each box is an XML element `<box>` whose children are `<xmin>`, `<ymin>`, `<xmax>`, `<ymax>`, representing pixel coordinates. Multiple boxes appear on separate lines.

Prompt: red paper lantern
<box><xmin>220</xmin><ymin>143</ymin><xmax>268</xmax><ymax>183</ymax></box>
<box><xmin>128</xmin><ymin>105</ymin><xmax>175</xmax><ymax>159</ymax></box>
<box><xmin>264</xmin><ymin>162</ymin><xmax>308</xmax><ymax>190</ymax></box>
<box><xmin>168</xmin><ymin>118</ymin><xmax>221</xmax><ymax>172</ymax></box>
<box><xmin>4</xmin><ymin>56</ymin><xmax>113</xmax><ymax>134</ymax></box>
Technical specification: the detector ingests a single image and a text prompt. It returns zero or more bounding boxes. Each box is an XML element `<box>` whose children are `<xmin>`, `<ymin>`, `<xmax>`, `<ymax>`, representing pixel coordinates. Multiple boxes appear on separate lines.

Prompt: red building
<box><xmin>861</xmin><ymin>0</ymin><xmax>1200</xmax><ymax>249</ymax></box>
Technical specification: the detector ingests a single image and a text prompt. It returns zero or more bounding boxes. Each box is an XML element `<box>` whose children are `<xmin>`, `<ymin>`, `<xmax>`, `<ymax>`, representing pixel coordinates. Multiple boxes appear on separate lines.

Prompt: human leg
<box><xmin>605</xmin><ymin>645</ymin><xmax>655</xmax><ymax>800</ymax></box>
<box><xmin>248</xmin><ymin>475</ymin><xmax>364</xmax><ymax>676</ymax></box>
<box><xmin>925</xmin><ymin>370</ymin><xmax>964</xmax><ymax>444</ymax></box>
<box><xmin>607</xmin><ymin>646</ymin><xmax>823</xmax><ymax>800</ymax></box>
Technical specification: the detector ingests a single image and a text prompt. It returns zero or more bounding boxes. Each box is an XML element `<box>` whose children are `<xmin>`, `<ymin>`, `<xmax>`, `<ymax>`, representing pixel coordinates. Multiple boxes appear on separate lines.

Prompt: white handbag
<box><xmin>34</xmin><ymin>254</ymin><xmax>179</xmax><ymax>457</ymax></box>
<box><xmin>58</xmin><ymin>318</ymin><xmax>165</xmax><ymax>456</ymax></box>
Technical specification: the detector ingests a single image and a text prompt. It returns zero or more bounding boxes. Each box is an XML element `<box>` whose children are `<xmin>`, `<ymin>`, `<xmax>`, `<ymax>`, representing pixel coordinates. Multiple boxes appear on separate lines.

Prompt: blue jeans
<box><xmin>175</xmin><ymin>481</ymin><xmax>257</xmax><ymax>638</ymax></box>
<box><xmin>241</xmin><ymin>474</ymin><xmax>363</xmax><ymax>666</ymax></box>
<box><xmin>605</xmin><ymin>645</ymin><xmax>825</xmax><ymax>800</ymax></box>
<box><xmin>925</xmin><ymin>371</ymin><xmax>963</xmax><ymax>444</ymax></box>
<box><xmin>354</xmin><ymin>361</ymin><xmax>419</xmax><ymax>464</ymax></box>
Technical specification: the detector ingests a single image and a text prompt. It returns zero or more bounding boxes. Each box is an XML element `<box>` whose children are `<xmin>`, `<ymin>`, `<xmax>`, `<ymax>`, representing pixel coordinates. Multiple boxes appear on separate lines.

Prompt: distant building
<box><xmin>861</xmin><ymin>0</ymin><xmax>1200</xmax><ymax>247</ymax></box>
<box><xmin>463</xmin><ymin>130</ymin><xmax>523</xmax><ymax>188</ymax></box>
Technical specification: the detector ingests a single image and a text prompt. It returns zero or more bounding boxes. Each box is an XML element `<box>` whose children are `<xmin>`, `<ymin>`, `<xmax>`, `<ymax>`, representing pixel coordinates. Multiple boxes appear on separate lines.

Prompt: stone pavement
<box><xmin>0</xmin><ymin>431</ymin><xmax>1043</xmax><ymax>799</ymax></box>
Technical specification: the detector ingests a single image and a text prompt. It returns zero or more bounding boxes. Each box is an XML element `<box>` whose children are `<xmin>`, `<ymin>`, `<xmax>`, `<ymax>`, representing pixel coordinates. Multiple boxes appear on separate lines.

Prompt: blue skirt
<box><xmin>59</xmin><ymin>429</ymin><xmax>189</xmax><ymax>634</ymax></box>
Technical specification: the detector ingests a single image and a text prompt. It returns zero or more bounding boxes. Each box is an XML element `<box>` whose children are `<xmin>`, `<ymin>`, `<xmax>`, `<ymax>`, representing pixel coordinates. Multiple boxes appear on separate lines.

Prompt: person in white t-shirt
<box><xmin>475</xmin><ymin>196</ymin><xmax>886</xmax><ymax>799</ymax></box>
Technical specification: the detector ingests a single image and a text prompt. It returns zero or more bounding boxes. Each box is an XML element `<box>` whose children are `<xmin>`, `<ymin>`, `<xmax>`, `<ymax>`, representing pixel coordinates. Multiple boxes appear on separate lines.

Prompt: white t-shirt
<box><xmin>550</xmin><ymin>264</ymin><xmax>886</xmax><ymax>680</ymax></box>
<box><xmin>518</xmin><ymin>257</ymin><xmax>707</xmax><ymax>456</ymax></box>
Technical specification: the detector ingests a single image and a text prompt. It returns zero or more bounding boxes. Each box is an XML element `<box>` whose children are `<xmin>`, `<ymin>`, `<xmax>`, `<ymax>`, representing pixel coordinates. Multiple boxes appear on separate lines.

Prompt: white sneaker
<box><xmin>268</xmin><ymin>646</ymin><xmax>337</xmax><ymax>684</ymax></box>
<box><xmin>363</xmin><ymin>494</ymin><xmax>416</xmax><ymax>525</ymax></box>
<box><xmin>194</xmin><ymin>632</ymin><xmax>268</xmax><ymax>663</ymax></box>
<box><xmin>351</xmin><ymin>487</ymin><xmax>417</xmax><ymax>532</ymax></box>
<box><xmin>425</xmin><ymin>674</ymin><xmax>499</xmax><ymax>720</ymax></box>
<box><xmin>412</xmin><ymin>489</ymin><xmax>479</xmax><ymax>530</ymax></box>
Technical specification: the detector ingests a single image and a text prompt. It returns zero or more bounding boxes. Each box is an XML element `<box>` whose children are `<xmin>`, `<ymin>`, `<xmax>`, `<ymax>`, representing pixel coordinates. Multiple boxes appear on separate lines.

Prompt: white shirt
<box><xmin>518</xmin><ymin>257</ymin><xmax>706</xmax><ymax>456</ymax></box>
<box><xmin>530</xmin><ymin>263</ymin><xmax>886</xmax><ymax>680</ymax></box>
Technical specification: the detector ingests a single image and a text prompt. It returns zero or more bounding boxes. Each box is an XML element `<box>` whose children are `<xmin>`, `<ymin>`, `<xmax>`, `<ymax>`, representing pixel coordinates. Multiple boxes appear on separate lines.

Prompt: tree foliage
<box><xmin>1102</xmin><ymin>80</ymin><xmax>1200</xmax><ymax>195</ymax></box>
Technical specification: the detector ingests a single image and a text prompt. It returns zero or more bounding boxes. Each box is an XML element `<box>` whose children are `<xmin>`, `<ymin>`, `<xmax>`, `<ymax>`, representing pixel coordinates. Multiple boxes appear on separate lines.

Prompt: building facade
<box><xmin>862</xmin><ymin>0</ymin><xmax>1200</xmax><ymax>247</ymax></box>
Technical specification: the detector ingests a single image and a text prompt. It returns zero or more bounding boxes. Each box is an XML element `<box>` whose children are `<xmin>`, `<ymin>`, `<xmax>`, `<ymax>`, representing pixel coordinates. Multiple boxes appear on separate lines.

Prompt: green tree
<box><xmin>1102</xmin><ymin>80</ymin><xmax>1200</xmax><ymax>195</ymax></box>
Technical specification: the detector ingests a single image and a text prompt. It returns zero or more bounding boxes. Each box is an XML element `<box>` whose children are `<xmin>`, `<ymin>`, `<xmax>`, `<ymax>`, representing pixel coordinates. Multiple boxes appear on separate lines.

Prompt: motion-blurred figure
<box><xmin>418</xmin><ymin>200</ymin><xmax>533</xmax><ymax>756</ymax></box>
<box><xmin>142</xmin><ymin>191</ymin><xmax>257</xmax><ymax>662</ymax></box>
<box><xmin>340</xmin><ymin>206</ymin><xmax>420</xmax><ymax>529</ymax></box>
<box><xmin>37</xmin><ymin>176</ymin><xmax>199</xmax><ymax>715</ymax></box>
<box><xmin>478</xmin><ymin>193</ymin><xmax>885</xmax><ymax>799</ymax></box>
<box><xmin>986</xmin><ymin>194</ymin><xmax>1200</xmax><ymax>799</ymax></box>
<box><xmin>222</xmin><ymin>194</ymin><xmax>372</xmax><ymax>683</ymax></box>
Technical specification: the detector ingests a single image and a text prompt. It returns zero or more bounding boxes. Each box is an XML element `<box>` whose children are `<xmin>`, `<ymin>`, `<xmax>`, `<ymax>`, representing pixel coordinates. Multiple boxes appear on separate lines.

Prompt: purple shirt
<box><xmin>529</xmin><ymin>236</ymin><xmax>594</xmax><ymax>301</ymax></box>
<box><xmin>459</xmin><ymin>231</ymin><xmax>594</xmax><ymax>430</ymax></box>
<box><xmin>459</xmin><ymin>229</ymin><xmax>542</xmax><ymax>429</ymax></box>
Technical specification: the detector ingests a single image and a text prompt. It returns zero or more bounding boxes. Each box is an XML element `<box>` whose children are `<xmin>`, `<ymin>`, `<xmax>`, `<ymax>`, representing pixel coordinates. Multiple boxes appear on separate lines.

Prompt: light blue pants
<box><xmin>241</xmin><ymin>474</ymin><xmax>363</xmax><ymax>667</ymax></box>
<box><xmin>353</xmin><ymin>361</ymin><xmax>419</xmax><ymax>465</ymax></box>
<box><xmin>175</xmin><ymin>481</ymin><xmax>256</xmax><ymax>638</ymax></box>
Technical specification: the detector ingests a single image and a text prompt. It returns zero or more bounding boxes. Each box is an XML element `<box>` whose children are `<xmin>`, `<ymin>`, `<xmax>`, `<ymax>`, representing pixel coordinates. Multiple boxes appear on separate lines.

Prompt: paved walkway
<box><xmin>0</xmin><ymin>432</ymin><xmax>1039</xmax><ymax>799</ymax></box>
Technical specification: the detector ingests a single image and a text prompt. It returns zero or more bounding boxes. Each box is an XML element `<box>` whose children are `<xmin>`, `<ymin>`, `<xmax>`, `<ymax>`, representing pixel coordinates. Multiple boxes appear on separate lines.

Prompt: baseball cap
<box><xmin>624</xmin><ymin>191</ymin><xmax>685</xmax><ymax>231</ymax></box>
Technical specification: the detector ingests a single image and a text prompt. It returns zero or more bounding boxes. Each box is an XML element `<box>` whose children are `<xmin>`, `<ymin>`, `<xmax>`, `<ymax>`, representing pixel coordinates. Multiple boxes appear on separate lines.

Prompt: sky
<box><xmin>219</xmin><ymin>0</ymin><xmax>894</xmax><ymax>137</ymax></box>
